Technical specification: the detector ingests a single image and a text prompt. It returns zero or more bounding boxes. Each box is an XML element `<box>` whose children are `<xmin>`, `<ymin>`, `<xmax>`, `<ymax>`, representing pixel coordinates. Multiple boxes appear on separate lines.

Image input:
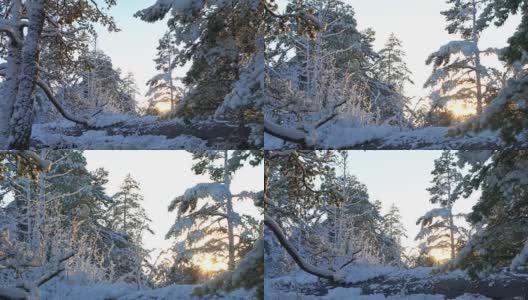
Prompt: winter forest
<box><xmin>1</xmin><ymin>0</ymin><xmax>528</xmax><ymax>299</ymax></box>
<box><xmin>0</xmin><ymin>150</ymin><xmax>264</xmax><ymax>299</ymax></box>
<box><xmin>264</xmin><ymin>0</ymin><xmax>528</xmax><ymax>149</ymax></box>
<box><xmin>0</xmin><ymin>0</ymin><xmax>262</xmax><ymax>150</ymax></box>
<box><xmin>265</xmin><ymin>150</ymin><xmax>528</xmax><ymax>299</ymax></box>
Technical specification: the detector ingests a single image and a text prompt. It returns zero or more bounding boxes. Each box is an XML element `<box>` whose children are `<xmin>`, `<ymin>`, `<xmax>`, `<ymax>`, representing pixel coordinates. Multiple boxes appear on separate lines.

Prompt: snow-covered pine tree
<box><xmin>382</xmin><ymin>203</ymin><xmax>406</xmax><ymax>265</ymax></box>
<box><xmin>383</xmin><ymin>204</ymin><xmax>406</xmax><ymax>245</ymax></box>
<box><xmin>425</xmin><ymin>0</ymin><xmax>496</xmax><ymax>116</ymax></box>
<box><xmin>146</xmin><ymin>32</ymin><xmax>183</xmax><ymax>114</ymax></box>
<box><xmin>75</xmin><ymin>50</ymin><xmax>139</xmax><ymax>116</ymax></box>
<box><xmin>326</xmin><ymin>174</ymin><xmax>400</xmax><ymax>266</ymax></box>
<box><xmin>453</xmin><ymin>1</ymin><xmax>528</xmax><ymax>146</ymax></box>
<box><xmin>375</xmin><ymin>33</ymin><xmax>413</xmax><ymax>95</ymax></box>
<box><xmin>166</xmin><ymin>150</ymin><xmax>262</xmax><ymax>273</ymax></box>
<box><xmin>477</xmin><ymin>0</ymin><xmax>528</xmax><ymax>65</ymax></box>
<box><xmin>0</xmin><ymin>151</ymin><xmax>143</xmax><ymax>295</ymax></box>
<box><xmin>369</xmin><ymin>33</ymin><xmax>413</xmax><ymax>125</ymax></box>
<box><xmin>0</xmin><ymin>0</ymin><xmax>119</xmax><ymax>149</ymax></box>
<box><xmin>265</xmin><ymin>0</ymin><xmax>374</xmax><ymax>146</ymax></box>
<box><xmin>136</xmin><ymin>0</ymin><xmax>264</xmax><ymax>146</ymax></box>
<box><xmin>452</xmin><ymin>150</ymin><xmax>528</xmax><ymax>273</ymax></box>
<box><xmin>416</xmin><ymin>151</ymin><xmax>466</xmax><ymax>261</ymax></box>
<box><xmin>110</xmin><ymin>174</ymin><xmax>153</xmax><ymax>245</ymax></box>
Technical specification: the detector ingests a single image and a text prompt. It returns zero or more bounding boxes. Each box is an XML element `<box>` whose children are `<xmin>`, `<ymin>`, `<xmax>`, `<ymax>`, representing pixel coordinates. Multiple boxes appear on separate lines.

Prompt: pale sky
<box><xmin>273</xmin><ymin>0</ymin><xmax>520</xmax><ymax>103</ymax></box>
<box><xmin>93</xmin><ymin>0</ymin><xmax>188</xmax><ymax>107</ymax></box>
<box><xmin>93</xmin><ymin>0</ymin><xmax>521</xmax><ymax>107</ymax></box>
<box><xmin>346</xmin><ymin>150</ymin><xmax>479</xmax><ymax>252</ymax></box>
<box><xmin>347</xmin><ymin>0</ymin><xmax>520</xmax><ymax>100</ymax></box>
<box><xmin>84</xmin><ymin>151</ymin><xmax>263</xmax><ymax>262</ymax></box>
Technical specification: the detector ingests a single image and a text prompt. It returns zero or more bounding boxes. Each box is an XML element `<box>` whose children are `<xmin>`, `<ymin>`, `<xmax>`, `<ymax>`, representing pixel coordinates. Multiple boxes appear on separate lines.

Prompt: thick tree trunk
<box><xmin>224</xmin><ymin>150</ymin><xmax>236</xmax><ymax>271</ymax></box>
<box><xmin>0</xmin><ymin>0</ymin><xmax>22</xmax><ymax>143</ymax></box>
<box><xmin>7</xmin><ymin>0</ymin><xmax>47</xmax><ymax>149</ymax></box>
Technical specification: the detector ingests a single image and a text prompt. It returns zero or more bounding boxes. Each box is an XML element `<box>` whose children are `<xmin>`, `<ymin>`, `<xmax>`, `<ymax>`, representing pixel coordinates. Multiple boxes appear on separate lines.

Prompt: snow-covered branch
<box><xmin>264</xmin><ymin>214</ymin><xmax>340</xmax><ymax>281</ymax></box>
<box><xmin>35</xmin><ymin>78</ymin><xmax>96</xmax><ymax>128</ymax></box>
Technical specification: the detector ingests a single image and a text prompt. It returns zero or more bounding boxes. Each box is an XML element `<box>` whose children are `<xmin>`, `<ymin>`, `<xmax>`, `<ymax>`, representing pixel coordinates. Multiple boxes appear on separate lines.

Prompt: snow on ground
<box><xmin>32</xmin><ymin>128</ymin><xmax>207</xmax><ymax>150</ymax></box>
<box><xmin>265</xmin><ymin>125</ymin><xmax>502</xmax><ymax>150</ymax></box>
<box><xmin>29</xmin><ymin>115</ymin><xmax>210</xmax><ymax>149</ymax></box>
<box><xmin>265</xmin><ymin>284</ymin><xmax>490</xmax><ymax>300</ymax></box>
<box><xmin>40</xmin><ymin>281</ymin><xmax>255</xmax><ymax>300</ymax></box>
<box><xmin>264</xmin><ymin>265</ymin><xmax>488</xmax><ymax>300</ymax></box>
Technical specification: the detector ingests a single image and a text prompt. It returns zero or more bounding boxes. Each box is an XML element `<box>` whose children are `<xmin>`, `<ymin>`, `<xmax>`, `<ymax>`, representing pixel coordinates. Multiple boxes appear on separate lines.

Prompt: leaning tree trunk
<box><xmin>8</xmin><ymin>0</ymin><xmax>47</xmax><ymax>149</ymax></box>
<box><xmin>0</xmin><ymin>0</ymin><xmax>22</xmax><ymax>143</ymax></box>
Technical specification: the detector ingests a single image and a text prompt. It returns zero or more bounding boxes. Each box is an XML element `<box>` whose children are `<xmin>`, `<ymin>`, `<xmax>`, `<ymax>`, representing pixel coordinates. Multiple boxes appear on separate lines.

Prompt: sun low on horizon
<box><xmin>448</xmin><ymin>101</ymin><xmax>477</xmax><ymax>117</ymax></box>
<box><xmin>429</xmin><ymin>248</ymin><xmax>452</xmax><ymax>263</ymax></box>
<box><xmin>195</xmin><ymin>253</ymin><xmax>229</xmax><ymax>274</ymax></box>
<box><xmin>154</xmin><ymin>101</ymin><xmax>173</xmax><ymax>113</ymax></box>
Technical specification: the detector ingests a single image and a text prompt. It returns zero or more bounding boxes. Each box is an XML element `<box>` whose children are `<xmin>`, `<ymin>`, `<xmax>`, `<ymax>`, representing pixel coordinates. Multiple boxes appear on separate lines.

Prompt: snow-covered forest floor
<box><xmin>265</xmin><ymin>126</ymin><xmax>509</xmax><ymax>150</ymax></box>
<box><xmin>265</xmin><ymin>266</ymin><xmax>528</xmax><ymax>299</ymax></box>
<box><xmin>265</xmin><ymin>151</ymin><xmax>528</xmax><ymax>300</ymax></box>
<box><xmin>37</xmin><ymin>281</ymin><xmax>254</xmax><ymax>300</ymax></box>
<box><xmin>28</xmin><ymin>116</ymin><xmax>250</xmax><ymax>150</ymax></box>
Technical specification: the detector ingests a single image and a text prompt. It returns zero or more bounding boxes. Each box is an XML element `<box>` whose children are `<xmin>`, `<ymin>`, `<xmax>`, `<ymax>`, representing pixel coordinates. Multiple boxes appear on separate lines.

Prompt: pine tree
<box><xmin>136</xmin><ymin>0</ymin><xmax>264</xmax><ymax>145</ymax></box>
<box><xmin>146</xmin><ymin>32</ymin><xmax>183</xmax><ymax>113</ymax></box>
<box><xmin>375</xmin><ymin>33</ymin><xmax>413</xmax><ymax>94</ymax></box>
<box><xmin>453</xmin><ymin>1</ymin><xmax>528</xmax><ymax>146</ymax></box>
<box><xmin>477</xmin><ymin>0</ymin><xmax>528</xmax><ymax>65</ymax></box>
<box><xmin>452</xmin><ymin>150</ymin><xmax>528</xmax><ymax>273</ymax></box>
<box><xmin>416</xmin><ymin>151</ymin><xmax>465</xmax><ymax>261</ymax></box>
<box><xmin>167</xmin><ymin>150</ymin><xmax>262</xmax><ymax>273</ymax></box>
<box><xmin>425</xmin><ymin>0</ymin><xmax>496</xmax><ymax>116</ymax></box>
<box><xmin>383</xmin><ymin>204</ymin><xmax>406</xmax><ymax>248</ymax></box>
<box><xmin>0</xmin><ymin>151</ymin><xmax>143</xmax><ymax>288</ymax></box>
<box><xmin>74</xmin><ymin>50</ymin><xmax>139</xmax><ymax>116</ymax></box>
<box><xmin>111</xmin><ymin>174</ymin><xmax>153</xmax><ymax>245</ymax></box>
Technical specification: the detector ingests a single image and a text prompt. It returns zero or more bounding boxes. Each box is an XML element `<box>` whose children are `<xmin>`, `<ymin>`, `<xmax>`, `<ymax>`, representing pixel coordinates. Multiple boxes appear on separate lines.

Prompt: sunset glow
<box><xmin>430</xmin><ymin>248</ymin><xmax>452</xmax><ymax>263</ymax></box>
<box><xmin>155</xmin><ymin>101</ymin><xmax>172</xmax><ymax>113</ymax></box>
<box><xmin>448</xmin><ymin>101</ymin><xmax>476</xmax><ymax>117</ymax></box>
<box><xmin>195</xmin><ymin>254</ymin><xmax>228</xmax><ymax>273</ymax></box>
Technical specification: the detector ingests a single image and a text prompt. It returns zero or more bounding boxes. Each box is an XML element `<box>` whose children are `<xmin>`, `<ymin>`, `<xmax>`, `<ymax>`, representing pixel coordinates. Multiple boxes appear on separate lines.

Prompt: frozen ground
<box><xmin>265</xmin><ymin>126</ymin><xmax>507</xmax><ymax>150</ymax></box>
<box><xmin>23</xmin><ymin>115</ymin><xmax>251</xmax><ymax>150</ymax></box>
<box><xmin>265</xmin><ymin>265</ymin><xmax>528</xmax><ymax>299</ymax></box>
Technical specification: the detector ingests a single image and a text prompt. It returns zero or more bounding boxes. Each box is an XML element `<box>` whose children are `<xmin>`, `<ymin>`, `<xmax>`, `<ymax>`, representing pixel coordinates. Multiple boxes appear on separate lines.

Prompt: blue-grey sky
<box><xmin>346</xmin><ymin>151</ymin><xmax>479</xmax><ymax>251</ymax></box>
<box><xmin>84</xmin><ymin>151</ymin><xmax>263</xmax><ymax>262</ymax></box>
